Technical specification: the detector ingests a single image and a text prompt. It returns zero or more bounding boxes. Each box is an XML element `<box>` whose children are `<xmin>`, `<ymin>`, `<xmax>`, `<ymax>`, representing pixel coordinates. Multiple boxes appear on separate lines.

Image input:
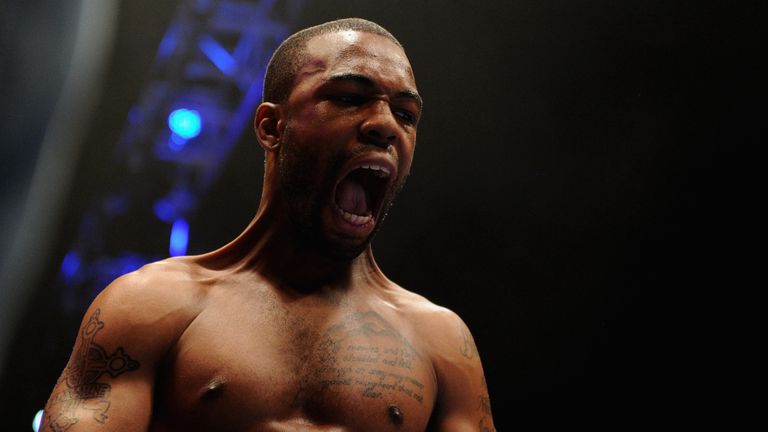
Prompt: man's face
<box><xmin>277</xmin><ymin>30</ymin><xmax>421</xmax><ymax>259</ymax></box>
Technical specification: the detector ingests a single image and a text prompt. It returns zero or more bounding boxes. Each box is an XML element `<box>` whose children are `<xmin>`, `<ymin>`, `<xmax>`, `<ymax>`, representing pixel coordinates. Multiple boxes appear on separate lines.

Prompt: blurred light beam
<box><xmin>169</xmin><ymin>219</ymin><xmax>189</xmax><ymax>257</ymax></box>
<box><xmin>199</xmin><ymin>36</ymin><xmax>237</xmax><ymax>76</ymax></box>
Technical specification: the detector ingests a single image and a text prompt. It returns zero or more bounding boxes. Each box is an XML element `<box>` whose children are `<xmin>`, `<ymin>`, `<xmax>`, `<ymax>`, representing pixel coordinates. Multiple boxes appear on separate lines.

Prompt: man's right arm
<box><xmin>40</xmin><ymin>261</ymin><xmax>200</xmax><ymax>431</ymax></box>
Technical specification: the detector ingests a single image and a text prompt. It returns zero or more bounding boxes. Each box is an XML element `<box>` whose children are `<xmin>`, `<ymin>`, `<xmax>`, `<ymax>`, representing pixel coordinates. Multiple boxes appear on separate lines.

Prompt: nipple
<box><xmin>201</xmin><ymin>376</ymin><xmax>227</xmax><ymax>399</ymax></box>
<box><xmin>388</xmin><ymin>404</ymin><xmax>404</xmax><ymax>425</ymax></box>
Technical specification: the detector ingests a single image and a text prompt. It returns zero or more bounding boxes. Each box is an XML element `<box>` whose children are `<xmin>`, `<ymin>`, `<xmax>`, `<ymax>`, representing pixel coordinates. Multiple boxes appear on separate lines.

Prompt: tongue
<box><xmin>335</xmin><ymin>176</ymin><xmax>370</xmax><ymax>215</ymax></box>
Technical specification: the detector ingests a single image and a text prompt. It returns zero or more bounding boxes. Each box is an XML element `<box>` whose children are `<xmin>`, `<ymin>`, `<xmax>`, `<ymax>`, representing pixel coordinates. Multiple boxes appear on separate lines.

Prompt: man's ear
<box><xmin>254</xmin><ymin>102</ymin><xmax>283</xmax><ymax>151</ymax></box>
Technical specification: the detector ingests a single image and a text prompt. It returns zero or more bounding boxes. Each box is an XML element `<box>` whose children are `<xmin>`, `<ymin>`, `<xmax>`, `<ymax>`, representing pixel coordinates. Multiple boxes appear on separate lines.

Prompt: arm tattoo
<box><xmin>478</xmin><ymin>376</ymin><xmax>496</xmax><ymax>432</ymax></box>
<box><xmin>458</xmin><ymin>324</ymin><xmax>480</xmax><ymax>360</ymax></box>
<box><xmin>42</xmin><ymin>309</ymin><xmax>140</xmax><ymax>431</ymax></box>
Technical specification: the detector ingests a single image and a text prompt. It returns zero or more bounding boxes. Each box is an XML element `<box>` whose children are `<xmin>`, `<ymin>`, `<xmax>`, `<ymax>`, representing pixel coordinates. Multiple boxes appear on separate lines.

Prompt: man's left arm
<box><xmin>426</xmin><ymin>310</ymin><xmax>496</xmax><ymax>431</ymax></box>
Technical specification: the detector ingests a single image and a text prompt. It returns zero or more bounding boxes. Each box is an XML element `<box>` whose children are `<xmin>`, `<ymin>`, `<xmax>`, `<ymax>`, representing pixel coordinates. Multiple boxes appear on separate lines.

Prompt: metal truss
<box><xmin>57</xmin><ymin>0</ymin><xmax>305</xmax><ymax>310</ymax></box>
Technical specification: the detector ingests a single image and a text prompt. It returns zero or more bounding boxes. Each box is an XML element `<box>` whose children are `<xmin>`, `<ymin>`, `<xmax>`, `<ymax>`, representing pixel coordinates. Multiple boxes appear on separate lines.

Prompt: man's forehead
<box><xmin>300</xmin><ymin>30</ymin><xmax>416</xmax><ymax>85</ymax></box>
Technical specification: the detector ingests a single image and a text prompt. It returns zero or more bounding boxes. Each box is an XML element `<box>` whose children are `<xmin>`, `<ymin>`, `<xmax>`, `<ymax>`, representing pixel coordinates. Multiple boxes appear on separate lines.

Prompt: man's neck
<box><xmin>197</xmin><ymin>197</ymin><xmax>386</xmax><ymax>292</ymax></box>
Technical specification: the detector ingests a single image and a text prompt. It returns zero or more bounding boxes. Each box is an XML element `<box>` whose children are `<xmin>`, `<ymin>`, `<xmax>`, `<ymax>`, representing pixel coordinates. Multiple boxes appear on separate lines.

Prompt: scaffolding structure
<box><xmin>57</xmin><ymin>0</ymin><xmax>304</xmax><ymax>310</ymax></box>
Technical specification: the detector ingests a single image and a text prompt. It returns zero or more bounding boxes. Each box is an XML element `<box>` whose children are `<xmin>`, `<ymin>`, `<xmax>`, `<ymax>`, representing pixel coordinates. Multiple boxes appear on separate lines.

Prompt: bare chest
<box><xmin>154</xmin><ymin>300</ymin><xmax>437</xmax><ymax>431</ymax></box>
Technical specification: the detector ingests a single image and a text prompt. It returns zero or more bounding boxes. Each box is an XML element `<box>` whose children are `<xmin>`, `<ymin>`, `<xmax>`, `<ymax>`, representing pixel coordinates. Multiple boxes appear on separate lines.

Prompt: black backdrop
<box><xmin>2</xmin><ymin>0</ymin><xmax>759</xmax><ymax>429</ymax></box>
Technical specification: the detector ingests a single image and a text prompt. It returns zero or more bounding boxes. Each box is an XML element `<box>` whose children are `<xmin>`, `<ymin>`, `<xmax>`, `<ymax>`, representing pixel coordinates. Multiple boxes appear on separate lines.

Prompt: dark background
<box><xmin>2</xmin><ymin>0</ymin><xmax>760</xmax><ymax>429</ymax></box>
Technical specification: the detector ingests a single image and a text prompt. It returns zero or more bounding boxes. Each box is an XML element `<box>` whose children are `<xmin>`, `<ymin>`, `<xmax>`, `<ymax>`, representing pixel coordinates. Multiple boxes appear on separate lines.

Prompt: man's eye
<box><xmin>333</xmin><ymin>94</ymin><xmax>364</xmax><ymax>105</ymax></box>
<box><xmin>394</xmin><ymin>110</ymin><xmax>416</xmax><ymax>124</ymax></box>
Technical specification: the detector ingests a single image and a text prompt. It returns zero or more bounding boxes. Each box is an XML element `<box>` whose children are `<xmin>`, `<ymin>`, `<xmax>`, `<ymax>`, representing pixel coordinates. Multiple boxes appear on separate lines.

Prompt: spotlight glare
<box><xmin>32</xmin><ymin>409</ymin><xmax>43</xmax><ymax>431</ymax></box>
<box><xmin>61</xmin><ymin>251</ymin><xmax>81</xmax><ymax>280</ymax></box>
<box><xmin>168</xmin><ymin>109</ymin><xmax>201</xmax><ymax>139</ymax></box>
<box><xmin>169</xmin><ymin>219</ymin><xmax>189</xmax><ymax>257</ymax></box>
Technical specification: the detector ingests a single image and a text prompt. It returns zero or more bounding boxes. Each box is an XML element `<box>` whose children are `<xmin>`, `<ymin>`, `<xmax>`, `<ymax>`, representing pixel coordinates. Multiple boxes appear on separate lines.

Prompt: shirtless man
<box><xmin>41</xmin><ymin>18</ymin><xmax>495</xmax><ymax>431</ymax></box>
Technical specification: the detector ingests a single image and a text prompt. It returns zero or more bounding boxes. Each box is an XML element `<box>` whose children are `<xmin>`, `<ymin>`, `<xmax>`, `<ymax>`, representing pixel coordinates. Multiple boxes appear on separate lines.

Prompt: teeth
<box><xmin>335</xmin><ymin>205</ymin><xmax>373</xmax><ymax>226</ymax></box>
<box><xmin>359</xmin><ymin>164</ymin><xmax>391</xmax><ymax>178</ymax></box>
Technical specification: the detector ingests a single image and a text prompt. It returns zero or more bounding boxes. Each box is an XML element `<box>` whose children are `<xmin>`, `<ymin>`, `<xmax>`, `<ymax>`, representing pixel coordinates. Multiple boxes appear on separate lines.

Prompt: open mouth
<box><xmin>333</xmin><ymin>163</ymin><xmax>393</xmax><ymax>227</ymax></box>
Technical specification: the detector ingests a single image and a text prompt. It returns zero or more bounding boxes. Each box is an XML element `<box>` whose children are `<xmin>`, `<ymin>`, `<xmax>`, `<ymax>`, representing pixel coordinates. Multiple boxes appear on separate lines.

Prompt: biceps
<box><xmin>43</xmin><ymin>376</ymin><xmax>152</xmax><ymax>431</ymax></box>
<box><xmin>42</xmin><ymin>308</ymin><xmax>152</xmax><ymax>431</ymax></box>
<box><xmin>431</xmin><ymin>361</ymin><xmax>495</xmax><ymax>431</ymax></box>
<box><xmin>430</xmin><ymin>399</ymin><xmax>496</xmax><ymax>432</ymax></box>
<box><xmin>431</xmin><ymin>417</ymin><xmax>493</xmax><ymax>432</ymax></box>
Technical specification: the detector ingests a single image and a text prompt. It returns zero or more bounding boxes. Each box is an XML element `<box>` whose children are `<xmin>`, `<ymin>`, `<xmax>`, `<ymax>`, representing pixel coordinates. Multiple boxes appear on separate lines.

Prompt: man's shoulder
<box><xmin>381</xmin><ymin>282</ymin><xmax>449</xmax><ymax>315</ymax></box>
<box><xmin>389</xmin><ymin>286</ymin><xmax>457</xmax><ymax>323</ymax></box>
<box><xmin>104</xmin><ymin>256</ymin><xmax>203</xmax><ymax>293</ymax></box>
<box><xmin>93</xmin><ymin>257</ymin><xmax>210</xmax><ymax>328</ymax></box>
<box><xmin>385</xmin><ymin>285</ymin><xmax>483</xmax><ymax>365</ymax></box>
<box><xmin>66</xmin><ymin>257</ymin><xmax>213</xmax><ymax>368</ymax></box>
<box><xmin>386</xmin><ymin>285</ymin><xmax>469</xmax><ymax>346</ymax></box>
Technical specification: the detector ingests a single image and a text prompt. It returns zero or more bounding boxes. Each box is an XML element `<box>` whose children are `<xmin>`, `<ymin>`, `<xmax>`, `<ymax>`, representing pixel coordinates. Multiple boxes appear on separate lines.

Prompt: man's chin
<box><xmin>290</xmin><ymin>217</ymin><xmax>372</xmax><ymax>262</ymax></box>
<box><xmin>325</xmin><ymin>238</ymin><xmax>370</xmax><ymax>262</ymax></box>
<box><xmin>322</xmin><ymin>222</ymin><xmax>377</xmax><ymax>262</ymax></box>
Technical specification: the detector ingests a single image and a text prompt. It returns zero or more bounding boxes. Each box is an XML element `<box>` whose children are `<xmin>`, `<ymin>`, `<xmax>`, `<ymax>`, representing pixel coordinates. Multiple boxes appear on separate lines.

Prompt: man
<box><xmin>42</xmin><ymin>18</ymin><xmax>495</xmax><ymax>431</ymax></box>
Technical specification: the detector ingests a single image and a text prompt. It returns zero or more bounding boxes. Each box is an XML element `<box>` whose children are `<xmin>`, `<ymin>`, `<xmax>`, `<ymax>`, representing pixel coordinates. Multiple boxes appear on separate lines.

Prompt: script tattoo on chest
<box><xmin>307</xmin><ymin>311</ymin><xmax>426</xmax><ymax>405</ymax></box>
<box><xmin>42</xmin><ymin>309</ymin><xmax>140</xmax><ymax>431</ymax></box>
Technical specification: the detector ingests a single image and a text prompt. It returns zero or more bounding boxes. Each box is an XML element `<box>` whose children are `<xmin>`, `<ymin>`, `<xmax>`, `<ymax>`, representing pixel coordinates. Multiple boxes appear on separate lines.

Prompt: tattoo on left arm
<box><xmin>478</xmin><ymin>376</ymin><xmax>495</xmax><ymax>432</ymax></box>
<box><xmin>458</xmin><ymin>323</ymin><xmax>480</xmax><ymax>360</ymax></box>
<box><xmin>42</xmin><ymin>309</ymin><xmax>140</xmax><ymax>431</ymax></box>
<box><xmin>457</xmin><ymin>323</ymin><xmax>495</xmax><ymax>430</ymax></box>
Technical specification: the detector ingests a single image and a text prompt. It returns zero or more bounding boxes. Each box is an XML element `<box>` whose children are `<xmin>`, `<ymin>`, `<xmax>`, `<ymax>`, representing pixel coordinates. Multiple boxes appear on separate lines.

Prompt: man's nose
<box><xmin>359</xmin><ymin>102</ymin><xmax>398</xmax><ymax>148</ymax></box>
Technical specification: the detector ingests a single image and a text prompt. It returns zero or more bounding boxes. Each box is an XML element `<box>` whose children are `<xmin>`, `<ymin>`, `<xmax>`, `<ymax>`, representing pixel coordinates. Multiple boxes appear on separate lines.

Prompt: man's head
<box><xmin>262</xmin><ymin>18</ymin><xmax>403</xmax><ymax>104</ymax></box>
<box><xmin>254</xmin><ymin>18</ymin><xmax>422</xmax><ymax>260</ymax></box>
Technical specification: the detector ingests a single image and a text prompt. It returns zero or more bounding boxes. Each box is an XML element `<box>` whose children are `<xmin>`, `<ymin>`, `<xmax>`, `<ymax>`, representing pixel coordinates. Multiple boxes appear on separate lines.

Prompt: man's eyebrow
<box><xmin>327</xmin><ymin>73</ymin><xmax>376</xmax><ymax>86</ymax></box>
<box><xmin>327</xmin><ymin>73</ymin><xmax>423</xmax><ymax>110</ymax></box>
<box><xmin>395</xmin><ymin>90</ymin><xmax>424</xmax><ymax>111</ymax></box>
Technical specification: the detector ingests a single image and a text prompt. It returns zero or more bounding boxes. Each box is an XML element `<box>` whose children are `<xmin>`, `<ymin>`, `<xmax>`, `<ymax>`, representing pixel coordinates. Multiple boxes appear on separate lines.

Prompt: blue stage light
<box><xmin>199</xmin><ymin>35</ymin><xmax>237</xmax><ymax>76</ymax></box>
<box><xmin>61</xmin><ymin>251</ymin><xmax>81</xmax><ymax>281</ymax></box>
<box><xmin>168</xmin><ymin>109</ymin><xmax>201</xmax><ymax>139</ymax></box>
<box><xmin>153</xmin><ymin>198</ymin><xmax>175</xmax><ymax>222</ymax></box>
<box><xmin>117</xmin><ymin>254</ymin><xmax>148</xmax><ymax>276</ymax></box>
<box><xmin>168</xmin><ymin>132</ymin><xmax>188</xmax><ymax>151</ymax></box>
<box><xmin>157</xmin><ymin>22</ymin><xmax>180</xmax><ymax>60</ymax></box>
<box><xmin>32</xmin><ymin>409</ymin><xmax>43</xmax><ymax>431</ymax></box>
<box><xmin>169</xmin><ymin>219</ymin><xmax>189</xmax><ymax>257</ymax></box>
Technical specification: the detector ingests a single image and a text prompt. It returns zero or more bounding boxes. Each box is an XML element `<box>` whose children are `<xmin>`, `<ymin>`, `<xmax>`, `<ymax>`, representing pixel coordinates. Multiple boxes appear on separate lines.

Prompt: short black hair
<box><xmin>262</xmin><ymin>18</ymin><xmax>403</xmax><ymax>103</ymax></box>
